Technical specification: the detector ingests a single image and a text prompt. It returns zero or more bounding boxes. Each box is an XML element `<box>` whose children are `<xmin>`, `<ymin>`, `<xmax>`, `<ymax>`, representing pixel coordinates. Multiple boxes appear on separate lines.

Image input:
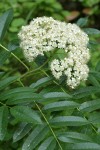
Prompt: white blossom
<box><xmin>18</xmin><ymin>16</ymin><xmax>90</xmax><ymax>89</ymax></box>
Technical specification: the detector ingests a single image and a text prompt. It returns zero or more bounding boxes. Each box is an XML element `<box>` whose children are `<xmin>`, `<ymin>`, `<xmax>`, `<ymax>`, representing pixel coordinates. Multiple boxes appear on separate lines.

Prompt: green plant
<box><xmin>0</xmin><ymin>9</ymin><xmax>100</xmax><ymax>150</ymax></box>
<box><xmin>0</xmin><ymin>0</ymin><xmax>70</xmax><ymax>34</ymax></box>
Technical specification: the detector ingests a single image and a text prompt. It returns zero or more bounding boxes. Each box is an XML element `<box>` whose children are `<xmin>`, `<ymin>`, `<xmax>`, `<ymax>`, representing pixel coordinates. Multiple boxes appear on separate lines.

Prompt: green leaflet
<box><xmin>72</xmin><ymin>86</ymin><xmax>100</xmax><ymax>99</ymax></box>
<box><xmin>0</xmin><ymin>9</ymin><xmax>13</xmax><ymax>41</ymax></box>
<box><xmin>22</xmin><ymin>125</ymin><xmax>49</xmax><ymax>150</ymax></box>
<box><xmin>0</xmin><ymin>87</ymin><xmax>35</xmax><ymax>101</ymax></box>
<box><xmin>76</xmin><ymin>17</ymin><xmax>88</xmax><ymax>27</ymax></box>
<box><xmin>0</xmin><ymin>76</ymin><xmax>18</xmax><ymax>91</ymax></box>
<box><xmin>13</xmin><ymin>123</ymin><xmax>33</xmax><ymax>142</ymax></box>
<box><xmin>38</xmin><ymin>136</ymin><xmax>56</xmax><ymax>150</ymax></box>
<box><xmin>43</xmin><ymin>92</ymin><xmax>71</xmax><ymax>99</ymax></box>
<box><xmin>88</xmin><ymin>112</ymin><xmax>100</xmax><ymax>126</ymax></box>
<box><xmin>43</xmin><ymin>101</ymin><xmax>79</xmax><ymax>112</ymax></box>
<box><xmin>0</xmin><ymin>106</ymin><xmax>9</xmax><ymax>141</ymax></box>
<box><xmin>30</xmin><ymin>77</ymin><xmax>52</xmax><ymax>89</ymax></box>
<box><xmin>84</xmin><ymin>28</ymin><xmax>100</xmax><ymax>35</ymax></box>
<box><xmin>79</xmin><ymin>99</ymin><xmax>100</xmax><ymax>113</ymax></box>
<box><xmin>10</xmin><ymin>106</ymin><xmax>42</xmax><ymax>124</ymax></box>
<box><xmin>6</xmin><ymin>93</ymin><xmax>42</xmax><ymax>105</ymax></box>
<box><xmin>66</xmin><ymin>142</ymin><xmax>100</xmax><ymax>150</ymax></box>
<box><xmin>38</xmin><ymin>92</ymin><xmax>72</xmax><ymax>104</ymax></box>
<box><xmin>50</xmin><ymin>116</ymin><xmax>89</xmax><ymax>127</ymax></box>
<box><xmin>88</xmin><ymin>74</ymin><xmax>100</xmax><ymax>86</ymax></box>
<box><xmin>58</xmin><ymin>132</ymin><xmax>92</xmax><ymax>143</ymax></box>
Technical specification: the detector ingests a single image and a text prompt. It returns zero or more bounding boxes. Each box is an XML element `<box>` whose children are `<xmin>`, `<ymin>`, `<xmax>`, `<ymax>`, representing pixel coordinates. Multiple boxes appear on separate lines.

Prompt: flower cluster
<box><xmin>18</xmin><ymin>16</ymin><xmax>90</xmax><ymax>89</ymax></box>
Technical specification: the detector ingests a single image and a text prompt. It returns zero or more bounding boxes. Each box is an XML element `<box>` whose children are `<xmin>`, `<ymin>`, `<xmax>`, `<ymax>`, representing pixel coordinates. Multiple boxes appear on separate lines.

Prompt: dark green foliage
<box><xmin>0</xmin><ymin>4</ymin><xmax>100</xmax><ymax>150</ymax></box>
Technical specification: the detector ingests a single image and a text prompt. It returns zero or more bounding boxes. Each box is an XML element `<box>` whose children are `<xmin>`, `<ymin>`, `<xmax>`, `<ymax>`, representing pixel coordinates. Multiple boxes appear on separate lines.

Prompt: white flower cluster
<box><xmin>18</xmin><ymin>16</ymin><xmax>90</xmax><ymax>89</ymax></box>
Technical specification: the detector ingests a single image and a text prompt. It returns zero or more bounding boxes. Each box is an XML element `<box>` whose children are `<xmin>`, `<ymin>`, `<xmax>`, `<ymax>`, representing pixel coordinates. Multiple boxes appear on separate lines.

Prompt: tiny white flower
<box><xmin>18</xmin><ymin>16</ymin><xmax>90</xmax><ymax>89</ymax></box>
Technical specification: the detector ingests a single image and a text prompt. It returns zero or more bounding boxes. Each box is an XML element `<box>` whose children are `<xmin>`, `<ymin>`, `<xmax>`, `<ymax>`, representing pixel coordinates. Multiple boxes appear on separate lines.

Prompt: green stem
<box><xmin>18</xmin><ymin>79</ymin><xmax>25</xmax><ymax>87</ymax></box>
<box><xmin>0</xmin><ymin>101</ymin><xmax>11</xmax><ymax>108</ymax></box>
<box><xmin>40</xmin><ymin>68</ymin><xmax>98</xmax><ymax>134</ymax></box>
<box><xmin>0</xmin><ymin>101</ymin><xmax>6</xmax><ymax>106</ymax></box>
<box><xmin>77</xmin><ymin>108</ymin><xmax>97</xmax><ymax>134</ymax></box>
<box><xmin>34</xmin><ymin>101</ymin><xmax>63</xmax><ymax>150</ymax></box>
<box><xmin>0</xmin><ymin>43</ymin><xmax>66</xmax><ymax>93</ymax></box>
<box><xmin>40</xmin><ymin>69</ymin><xmax>67</xmax><ymax>93</ymax></box>
<box><xmin>19</xmin><ymin>80</ymin><xmax>63</xmax><ymax>150</ymax></box>
<box><xmin>21</xmin><ymin>58</ymin><xmax>49</xmax><ymax>79</ymax></box>
<box><xmin>0</xmin><ymin>44</ymin><xmax>29</xmax><ymax>71</ymax></box>
<box><xmin>41</xmin><ymin>69</ymin><xmax>97</xmax><ymax>134</ymax></box>
<box><xmin>21</xmin><ymin>49</ymin><xmax>57</xmax><ymax>79</ymax></box>
<box><xmin>0</xmin><ymin>43</ymin><xmax>97</xmax><ymax>139</ymax></box>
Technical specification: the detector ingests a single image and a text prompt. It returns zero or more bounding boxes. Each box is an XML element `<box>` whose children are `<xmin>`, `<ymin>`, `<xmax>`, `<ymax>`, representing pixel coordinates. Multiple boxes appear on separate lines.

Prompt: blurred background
<box><xmin>0</xmin><ymin>0</ymin><xmax>100</xmax><ymax>84</ymax></box>
<box><xmin>0</xmin><ymin>0</ymin><xmax>100</xmax><ymax>37</ymax></box>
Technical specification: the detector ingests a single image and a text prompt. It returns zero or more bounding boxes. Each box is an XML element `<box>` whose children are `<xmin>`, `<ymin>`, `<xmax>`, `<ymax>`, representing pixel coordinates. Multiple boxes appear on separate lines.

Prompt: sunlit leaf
<box><xmin>58</xmin><ymin>132</ymin><xmax>92</xmax><ymax>143</ymax></box>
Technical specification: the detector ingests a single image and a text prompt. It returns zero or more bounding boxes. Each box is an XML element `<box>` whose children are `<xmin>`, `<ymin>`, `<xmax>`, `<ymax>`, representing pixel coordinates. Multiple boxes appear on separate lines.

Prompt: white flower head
<box><xmin>18</xmin><ymin>16</ymin><xmax>90</xmax><ymax>89</ymax></box>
